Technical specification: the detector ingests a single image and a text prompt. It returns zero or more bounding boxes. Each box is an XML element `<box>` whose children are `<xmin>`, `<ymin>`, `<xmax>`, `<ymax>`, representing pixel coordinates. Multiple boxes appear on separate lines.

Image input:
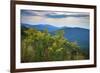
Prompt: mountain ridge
<box><xmin>21</xmin><ymin>23</ymin><xmax>89</xmax><ymax>31</ymax></box>
<box><xmin>21</xmin><ymin>23</ymin><xmax>89</xmax><ymax>54</ymax></box>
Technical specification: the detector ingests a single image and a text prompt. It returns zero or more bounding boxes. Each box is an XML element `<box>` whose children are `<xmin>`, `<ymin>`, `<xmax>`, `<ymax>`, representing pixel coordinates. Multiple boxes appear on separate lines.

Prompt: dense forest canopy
<box><xmin>21</xmin><ymin>26</ymin><xmax>88</xmax><ymax>63</ymax></box>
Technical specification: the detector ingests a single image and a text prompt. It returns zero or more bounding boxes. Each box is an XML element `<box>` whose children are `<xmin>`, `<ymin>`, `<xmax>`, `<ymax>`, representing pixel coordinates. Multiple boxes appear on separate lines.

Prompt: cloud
<box><xmin>21</xmin><ymin>10</ymin><xmax>37</xmax><ymax>16</ymax></box>
<box><xmin>45</xmin><ymin>14</ymin><xmax>67</xmax><ymax>18</ymax></box>
<box><xmin>21</xmin><ymin>10</ymin><xmax>89</xmax><ymax>18</ymax></box>
<box><xmin>44</xmin><ymin>11</ymin><xmax>89</xmax><ymax>18</ymax></box>
<box><xmin>21</xmin><ymin>10</ymin><xmax>90</xmax><ymax>29</ymax></box>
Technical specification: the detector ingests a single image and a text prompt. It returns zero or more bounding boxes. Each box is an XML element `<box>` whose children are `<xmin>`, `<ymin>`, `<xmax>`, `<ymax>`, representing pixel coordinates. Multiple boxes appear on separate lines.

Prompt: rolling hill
<box><xmin>21</xmin><ymin>23</ymin><xmax>89</xmax><ymax>55</ymax></box>
<box><xmin>21</xmin><ymin>23</ymin><xmax>59</xmax><ymax>32</ymax></box>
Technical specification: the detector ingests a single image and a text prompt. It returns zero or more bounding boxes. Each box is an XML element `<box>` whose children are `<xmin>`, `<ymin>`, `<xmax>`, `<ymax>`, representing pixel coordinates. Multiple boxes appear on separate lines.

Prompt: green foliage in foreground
<box><xmin>21</xmin><ymin>28</ymin><xmax>87</xmax><ymax>62</ymax></box>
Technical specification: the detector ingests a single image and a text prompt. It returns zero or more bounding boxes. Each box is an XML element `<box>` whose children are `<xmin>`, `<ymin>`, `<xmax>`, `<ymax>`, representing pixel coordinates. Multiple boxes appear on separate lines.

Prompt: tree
<box><xmin>21</xmin><ymin>27</ymin><xmax>86</xmax><ymax>62</ymax></box>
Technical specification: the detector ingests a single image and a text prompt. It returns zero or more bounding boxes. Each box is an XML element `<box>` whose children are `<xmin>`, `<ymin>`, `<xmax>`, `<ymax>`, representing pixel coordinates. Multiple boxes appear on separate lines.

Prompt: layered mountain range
<box><xmin>21</xmin><ymin>23</ymin><xmax>89</xmax><ymax>54</ymax></box>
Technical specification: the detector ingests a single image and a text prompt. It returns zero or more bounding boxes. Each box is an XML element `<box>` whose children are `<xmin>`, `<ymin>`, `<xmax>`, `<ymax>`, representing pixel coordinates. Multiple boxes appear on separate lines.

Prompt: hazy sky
<box><xmin>21</xmin><ymin>10</ymin><xmax>90</xmax><ymax>29</ymax></box>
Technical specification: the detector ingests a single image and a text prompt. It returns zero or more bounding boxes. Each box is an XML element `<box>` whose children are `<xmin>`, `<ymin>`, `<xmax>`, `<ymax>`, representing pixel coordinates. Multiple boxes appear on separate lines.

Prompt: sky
<box><xmin>21</xmin><ymin>10</ymin><xmax>90</xmax><ymax>29</ymax></box>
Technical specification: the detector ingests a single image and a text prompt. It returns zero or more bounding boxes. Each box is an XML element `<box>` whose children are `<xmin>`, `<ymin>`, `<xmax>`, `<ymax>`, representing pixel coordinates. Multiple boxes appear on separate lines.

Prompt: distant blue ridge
<box><xmin>21</xmin><ymin>23</ymin><xmax>59</xmax><ymax>32</ymax></box>
<box><xmin>21</xmin><ymin>23</ymin><xmax>89</xmax><ymax>54</ymax></box>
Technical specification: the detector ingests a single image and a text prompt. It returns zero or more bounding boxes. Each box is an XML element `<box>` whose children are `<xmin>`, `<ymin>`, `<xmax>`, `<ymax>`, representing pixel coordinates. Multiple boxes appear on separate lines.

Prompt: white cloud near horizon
<box><xmin>21</xmin><ymin>10</ymin><xmax>90</xmax><ymax>29</ymax></box>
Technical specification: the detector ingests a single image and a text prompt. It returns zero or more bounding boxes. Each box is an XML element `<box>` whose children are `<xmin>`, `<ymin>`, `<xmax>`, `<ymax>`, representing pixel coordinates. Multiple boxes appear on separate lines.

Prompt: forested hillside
<box><xmin>21</xmin><ymin>26</ymin><xmax>87</xmax><ymax>63</ymax></box>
